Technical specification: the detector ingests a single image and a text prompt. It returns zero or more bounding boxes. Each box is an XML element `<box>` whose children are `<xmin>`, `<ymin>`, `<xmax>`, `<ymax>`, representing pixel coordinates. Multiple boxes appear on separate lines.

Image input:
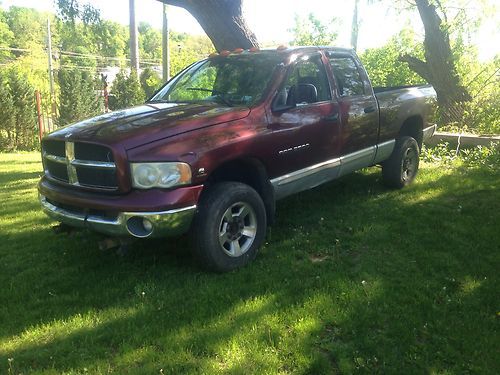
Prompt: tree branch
<box><xmin>399</xmin><ymin>54</ymin><xmax>431</xmax><ymax>82</ymax></box>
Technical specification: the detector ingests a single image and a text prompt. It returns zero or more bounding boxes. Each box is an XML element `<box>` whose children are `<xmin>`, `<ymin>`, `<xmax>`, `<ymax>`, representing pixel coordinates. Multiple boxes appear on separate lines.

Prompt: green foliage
<box><xmin>289</xmin><ymin>13</ymin><xmax>339</xmax><ymax>46</ymax></box>
<box><xmin>110</xmin><ymin>70</ymin><xmax>145</xmax><ymax>110</ymax></box>
<box><xmin>422</xmin><ymin>142</ymin><xmax>500</xmax><ymax>169</ymax></box>
<box><xmin>140</xmin><ymin>67</ymin><xmax>162</xmax><ymax>99</ymax></box>
<box><xmin>57</xmin><ymin>68</ymin><xmax>102</xmax><ymax>126</ymax></box>
<box><xmin>0</xmin><ymin>9</ymin><xmax>14</xmax><ymax>62</ymax></box>
<box><xmin>0</xmin><ymin>67</ymin><xmax>37</xmax><ymax>150</ymax></box>
<box><xmin>0</xmin><ymin>70</ymin><xmax>16</xmax><ymax>150</ymax></box>
<box><xmin>169</xmin><ymin>31</ymin><xmax>214</xmax><ymax>76</ymax></box>
<box><xmin>360</xmin><ymin>28</ymin><xmax>425</xmax><ymax>87</ymax></box>
<box><xmin>139</xmin><ymin>22</ymin><xmax>162</xmax><ymax>62</ymax></box>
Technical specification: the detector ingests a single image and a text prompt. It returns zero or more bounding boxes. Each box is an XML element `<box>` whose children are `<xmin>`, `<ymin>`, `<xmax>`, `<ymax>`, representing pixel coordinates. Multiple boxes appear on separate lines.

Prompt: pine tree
<box><xmin>8</xmin><ymin>69</ymin><xmax>36</xmax><ymax>150</ymax></box>
<box><xmin>110</xmin><ymin>69</ymin><xmax>145</xmax><ymax>110</ymax></box>
<box><xmin>58</xmin><ymin>69</ymin><xmax>101</xmax><ymax>126</ymax></box>
<box><xmin>0</xmin><ymin>69</ymin><xmax>16</xmax><ymax>150</ymax></box>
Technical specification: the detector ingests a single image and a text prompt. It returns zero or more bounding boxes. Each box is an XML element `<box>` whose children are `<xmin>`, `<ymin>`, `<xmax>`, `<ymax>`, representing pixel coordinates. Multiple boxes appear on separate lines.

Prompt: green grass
<box><xmin>0</xmin><ymin>152</ymin><xmax>499</xmax><ymax>374</ymax></box>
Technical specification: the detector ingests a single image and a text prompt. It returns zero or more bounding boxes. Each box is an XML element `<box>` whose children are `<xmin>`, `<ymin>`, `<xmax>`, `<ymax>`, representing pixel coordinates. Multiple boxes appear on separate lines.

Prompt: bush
<box><xmin>58</xmin><ymin>68</ymin><xmax>102</xmax><ymax>126</ymax></box>
<box><xmin>0</xmin><ymin>68</ymin><xmax>37</xmax><ymax>151</ymax></box>
<box><xmin>0</xmin><ymin>70</ymin><xmax>16</xmax><ymax>151</ymax></box>
<box><xmin>110</xmin><ymin>69</ymin><xmax>145</xmax><ymax>110</ymax></box>
<box><xmin>140</xmin><ymin>67</ymin><xmax>162</xmax><ymax>99</ymax></box>
<box><xmin>422</xmin><ymin>142</ymin><xmax>500</xmax><ymax>170</ymax></box>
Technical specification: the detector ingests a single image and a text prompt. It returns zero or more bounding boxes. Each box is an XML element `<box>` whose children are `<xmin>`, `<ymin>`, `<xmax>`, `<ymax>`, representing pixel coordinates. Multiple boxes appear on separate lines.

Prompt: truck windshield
<box><xmin>150</xmin><ymin>54</ymin><xmax>283</xmax><ymax>107</ymax></box>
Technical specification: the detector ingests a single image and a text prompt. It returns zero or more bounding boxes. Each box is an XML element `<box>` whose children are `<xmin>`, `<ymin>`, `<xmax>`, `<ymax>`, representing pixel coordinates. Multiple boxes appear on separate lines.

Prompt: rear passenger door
<box><xmin>327</xmin><ymin>53</ymin><xmax>379</xmax><ymax>157</ymax></box>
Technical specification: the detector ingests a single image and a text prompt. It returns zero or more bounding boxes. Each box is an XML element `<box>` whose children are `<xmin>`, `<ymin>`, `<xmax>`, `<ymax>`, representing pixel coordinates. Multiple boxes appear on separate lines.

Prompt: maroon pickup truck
<box><xmin>39</xmin><ymin>46</ymin><xmax>437</xmax><ymax>271</ymax></box>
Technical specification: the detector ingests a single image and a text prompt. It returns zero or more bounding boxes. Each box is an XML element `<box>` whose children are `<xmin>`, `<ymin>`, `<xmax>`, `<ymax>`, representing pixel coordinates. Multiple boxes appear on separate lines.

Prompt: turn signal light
<box><xmin>220</xmin><ymin>50</ymin><xmax>231</xmax><ymax>56</ymax></box>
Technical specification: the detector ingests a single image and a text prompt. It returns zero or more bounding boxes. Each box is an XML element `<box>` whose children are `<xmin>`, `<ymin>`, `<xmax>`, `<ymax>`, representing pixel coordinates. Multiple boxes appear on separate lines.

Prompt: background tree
<box><xmin>360</xmin><ymin>28</ymin><xmax>425</xmax><ymax>86</ymax></box>
<box><xmin>110</xmin><ymin>70</ymin><xmax>145</xmax><ymax>110</ymax></box>
<box><xmin>140</xmin><ymin>67</ymin><xmax>162</xmax><ymax>98</ymax></box>
<box><xmin>159</xmin><ymin>0</ymin><xmax>258</xmax><ymax>51</ymax></box>
<box><xmin>57</xmin><ymin>69</ymin><xmax>102</xmax><ymax>126</ymax></box>
<box><xmin>8</xmin><ymin>68</ymin><xmax>36</xmax><ymax>150</ymax></box>
<box><xmin>399</xmin><ymin>0</ymin><xmax>471</xmax><ymax>123</ymax></box>
<box><xmin>0</xmin><ymin>69</ymin><xmax>16</xmax><ymax>150</ymax></box>
<box><xmin>289</xmin><ymin>13</ymin><xmax>339</xmax><ymax>46</ymax></box>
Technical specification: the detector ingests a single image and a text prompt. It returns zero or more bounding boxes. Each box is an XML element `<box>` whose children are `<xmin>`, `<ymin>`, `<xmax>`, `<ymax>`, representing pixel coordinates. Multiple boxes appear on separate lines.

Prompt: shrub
<box><xmin>140</xmin><ymin>67</ymin><xmax>162</xmax><ymax>99</ymax></box>
<box><xmin>58</xmin><ymin>68</ymin><xmax>102</xmax><ymax>126</ymax></box>
<box><xmin>110</xmin><ymin>69</ymin><xmax>145</xmax><ymax>110</ymax></box>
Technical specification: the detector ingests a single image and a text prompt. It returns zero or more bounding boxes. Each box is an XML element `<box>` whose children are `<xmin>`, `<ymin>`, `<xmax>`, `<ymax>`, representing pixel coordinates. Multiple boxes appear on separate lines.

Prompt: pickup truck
<box><xmin>39</xmin><ymin>46</ymin><xmax>437</xmax><ymax>272</ymax></box>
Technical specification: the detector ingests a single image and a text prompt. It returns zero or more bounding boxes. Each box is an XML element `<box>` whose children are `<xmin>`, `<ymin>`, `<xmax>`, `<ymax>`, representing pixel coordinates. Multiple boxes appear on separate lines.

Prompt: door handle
<box><xmin>364</xmin><ymin>106</ymin><xmax>376</xmax><ymax>113</ymax></box>
<box><xmin>323</xmin><ymin>113</ymin><xmax>339</xmax><ymax>122</ymax></box>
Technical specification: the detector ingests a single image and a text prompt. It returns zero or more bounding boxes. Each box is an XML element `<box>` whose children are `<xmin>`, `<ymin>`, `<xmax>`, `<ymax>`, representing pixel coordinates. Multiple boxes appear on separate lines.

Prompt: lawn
<box><xmin>0</xmin><ymin>152</ymin><xmax>498</xmax><ymax>374</ymax></box>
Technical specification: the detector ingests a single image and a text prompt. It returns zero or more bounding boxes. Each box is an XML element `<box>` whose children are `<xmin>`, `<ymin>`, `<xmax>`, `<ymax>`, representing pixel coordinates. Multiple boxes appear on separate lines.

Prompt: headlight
<box><xmin>130</xmin><ymin>162</ymin><xmax>192</xmax><ymax>189</ymax></box>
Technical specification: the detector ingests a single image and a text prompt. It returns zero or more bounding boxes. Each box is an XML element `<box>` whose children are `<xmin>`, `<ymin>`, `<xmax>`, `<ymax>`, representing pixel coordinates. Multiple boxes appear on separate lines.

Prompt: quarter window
<box><xmin>329</xmin><ymin>57</ymin><xmax>365</xmax><ymax>97</ymax></box>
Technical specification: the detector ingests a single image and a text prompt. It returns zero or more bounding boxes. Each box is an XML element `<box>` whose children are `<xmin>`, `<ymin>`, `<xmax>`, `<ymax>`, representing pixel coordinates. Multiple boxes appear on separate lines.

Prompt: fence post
<box><xmin>35</xmin><ymin>90</ymin><xmax>44</xmax><ymax>142</ymax></box>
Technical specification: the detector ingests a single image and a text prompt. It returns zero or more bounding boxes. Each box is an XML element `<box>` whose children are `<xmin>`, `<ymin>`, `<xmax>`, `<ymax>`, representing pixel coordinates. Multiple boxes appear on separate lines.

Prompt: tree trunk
<box><xmin>159</xmin><ymin>0</ymin><xmax>259</xmax><ymax>51</ymax></box>
<box><xmin>399</xmin><ymin>0</ymin><xmax>470</xmax><ymax>124</ymax></box>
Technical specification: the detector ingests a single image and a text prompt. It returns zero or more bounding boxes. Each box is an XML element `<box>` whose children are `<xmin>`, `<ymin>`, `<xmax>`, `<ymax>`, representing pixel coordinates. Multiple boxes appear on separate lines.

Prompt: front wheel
<box><xmin>190</xmin><ymin>182</ymin><xmax>267</xmax><ymax>272</ymax></box>
<box><xmin>382</xmin><ymin>136</ymin><xmax>420</xmax><ymax>189</ymax></box>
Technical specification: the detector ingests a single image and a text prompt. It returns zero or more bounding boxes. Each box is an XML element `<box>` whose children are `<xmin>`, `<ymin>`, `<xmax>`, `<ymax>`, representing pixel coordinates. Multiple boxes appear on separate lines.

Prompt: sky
<box><xmin>1</xmin><ymin>0</ymin><xmax>499</xmax><ymax>60</ymax></box>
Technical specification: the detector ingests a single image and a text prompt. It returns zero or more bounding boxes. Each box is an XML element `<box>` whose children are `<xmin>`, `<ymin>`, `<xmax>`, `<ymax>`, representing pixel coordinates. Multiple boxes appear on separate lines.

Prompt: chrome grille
<box><xmin>42</xmin><ymin>140</ymin><xmax>118</xmax><ymax>190</ymax></box>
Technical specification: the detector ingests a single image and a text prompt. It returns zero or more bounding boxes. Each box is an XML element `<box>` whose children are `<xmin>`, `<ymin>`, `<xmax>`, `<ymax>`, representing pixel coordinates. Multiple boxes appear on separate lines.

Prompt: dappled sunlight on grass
<box><xmin>0</xmin><ymin>153</ymin><xmax>498</xmax><ymax>373</ymax></box>
<box><xmin>1</xmin><ymin>307</ymin><xmax>140</xmax><ymax>353</ymax></box>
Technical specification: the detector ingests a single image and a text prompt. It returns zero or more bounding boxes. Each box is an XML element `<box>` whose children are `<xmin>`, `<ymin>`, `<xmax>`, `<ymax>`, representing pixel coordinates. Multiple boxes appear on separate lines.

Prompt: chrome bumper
<box><xmin>423</xmin><ymin>124</ymin><xmax>437</xmax><ymax>142</ymax></box>
<box><xmin>40</xmin><ymin>195</ymin><xmax>196</xmax><ymax>238</ymax></box>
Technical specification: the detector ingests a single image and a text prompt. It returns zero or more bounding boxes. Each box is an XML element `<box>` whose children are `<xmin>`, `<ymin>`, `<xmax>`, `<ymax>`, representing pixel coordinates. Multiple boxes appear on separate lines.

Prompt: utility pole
<box><xmin>129</xmin><ymin>0</ymin><xmax>140</xmax><ymax>73</ymax></box>
<box><xmin>47</xmin><ymin>18</ymin><xmax>56</xmax><ymax>117</ymax></box>
<box><xmin>351</xmin><ymin>0</ymin><xmax>359</xmax><ymax>51</ymax></box>
<box><xmin>162</xmin><ymin>3</ymin><xmax>170</xmax><ymax>81</ymax></box>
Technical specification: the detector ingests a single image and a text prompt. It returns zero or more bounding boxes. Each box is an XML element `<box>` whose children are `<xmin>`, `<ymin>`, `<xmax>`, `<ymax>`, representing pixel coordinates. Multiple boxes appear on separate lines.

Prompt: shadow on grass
<box><xmin>1</xmin><ymin>162</ymin><xmax>499</xmax><ymax>373</ymax></box>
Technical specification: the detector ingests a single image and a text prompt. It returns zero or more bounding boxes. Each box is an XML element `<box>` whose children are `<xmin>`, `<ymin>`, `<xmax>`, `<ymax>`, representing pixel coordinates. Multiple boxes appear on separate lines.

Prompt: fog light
<box><xmin>126</xmin><ymin>216</ymin><xmax>154</xmax><ymax>238</ymax></box>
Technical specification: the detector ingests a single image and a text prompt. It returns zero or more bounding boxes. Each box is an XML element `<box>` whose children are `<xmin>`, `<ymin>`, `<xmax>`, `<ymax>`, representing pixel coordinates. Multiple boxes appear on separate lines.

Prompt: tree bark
<box><xmin>158</xmin><ymin>0</ymin><xmax>259</xmax><ymax>51</ymax></box>
<box><xmin>399</xmin><ymin>0</ymin><xmax>470</xmax><ymax>123</ymax></box>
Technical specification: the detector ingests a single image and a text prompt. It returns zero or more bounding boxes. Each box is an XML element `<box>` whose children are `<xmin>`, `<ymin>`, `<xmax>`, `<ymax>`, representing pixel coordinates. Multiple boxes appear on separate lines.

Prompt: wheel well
<box><xmin>204</xmin><ymin>158</ymin><xmax>276</xmax><ymax>224</ymax></box>
<box><xmin>399</xmin><ymin>116</ymin><xmax>423</xmax><ymax>149</ymax></box>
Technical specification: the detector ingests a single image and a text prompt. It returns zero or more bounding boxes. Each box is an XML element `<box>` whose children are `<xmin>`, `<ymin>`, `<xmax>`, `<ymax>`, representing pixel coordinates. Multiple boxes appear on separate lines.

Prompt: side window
<box><xmin>329</xmin><ymin>57</ymin><xmax>365</xmax><ymax>97</ymax></box>
<box><xmin>275</xmin><ymin>55</ymin><xmax>331</xmax><ymax>107</ymax></box>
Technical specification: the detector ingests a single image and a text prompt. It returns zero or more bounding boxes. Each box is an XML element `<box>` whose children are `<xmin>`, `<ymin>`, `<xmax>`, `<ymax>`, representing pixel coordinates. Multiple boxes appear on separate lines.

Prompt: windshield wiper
<box><xmin>186</xmin><ymin>87</ymin><xmax>234</xmax><ymax>107</ymax></box>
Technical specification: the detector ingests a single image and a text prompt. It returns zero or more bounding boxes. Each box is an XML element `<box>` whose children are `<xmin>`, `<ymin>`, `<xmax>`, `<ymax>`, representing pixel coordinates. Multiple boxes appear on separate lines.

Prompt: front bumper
<box><xmin>423</xmin><ymin>124</ymin><xmax>437</xmax><ymax>142</ymax></box>
<box><xmin>40</xmin><ymin>195</ymin><xmax>196</xmax><ymax>238</ymax></box>
<box><xmin>38</xmin><ymin>177</ymin><xmax>203</xmax><ymax>238</ymax></box>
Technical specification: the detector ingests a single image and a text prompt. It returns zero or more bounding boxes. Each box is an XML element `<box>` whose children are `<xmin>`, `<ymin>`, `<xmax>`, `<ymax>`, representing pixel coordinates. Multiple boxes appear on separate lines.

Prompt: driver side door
<box><xmin>265</xmin><ymin>53</ymin><xmax>341</xmax><ymax>198</ymax></box>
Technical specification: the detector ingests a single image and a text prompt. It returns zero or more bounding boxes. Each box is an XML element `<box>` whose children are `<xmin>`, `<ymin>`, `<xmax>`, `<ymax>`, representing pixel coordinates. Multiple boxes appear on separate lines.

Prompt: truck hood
<box><xmin>47</xmin><ymin>102</ymin><xmax>251</xmax><ymax>150</ymax></box>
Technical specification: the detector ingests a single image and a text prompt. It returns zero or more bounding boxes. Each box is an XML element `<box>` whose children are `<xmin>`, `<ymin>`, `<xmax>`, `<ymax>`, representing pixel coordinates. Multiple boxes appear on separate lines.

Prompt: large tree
<box><xmin>399</xmin><ymin>0</ymin><xmax>470</xmax><ymax>123</ymax></box>
<box><xmin>158</xmin><ymin>0</ymin><xmax>258</xmax><ymax>51</ymax></box>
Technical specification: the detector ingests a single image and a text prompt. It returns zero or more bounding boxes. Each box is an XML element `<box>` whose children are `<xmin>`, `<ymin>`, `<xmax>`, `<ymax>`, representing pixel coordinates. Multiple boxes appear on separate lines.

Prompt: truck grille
<box><xmin>42</xmin><ymin>140</ymin><xmax>118</xmax><ymax>190</ymax></box>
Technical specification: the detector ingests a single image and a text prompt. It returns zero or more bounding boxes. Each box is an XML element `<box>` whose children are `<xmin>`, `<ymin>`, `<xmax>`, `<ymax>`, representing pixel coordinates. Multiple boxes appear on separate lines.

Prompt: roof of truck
<box><xmin>208</xmin><ymin>46</ymin><xmax>355</xmax><ymax>61</ymax></box>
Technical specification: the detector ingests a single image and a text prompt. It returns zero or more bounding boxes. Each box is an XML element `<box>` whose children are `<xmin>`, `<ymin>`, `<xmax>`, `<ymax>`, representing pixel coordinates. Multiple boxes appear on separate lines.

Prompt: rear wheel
<box><xmin>190</xmin><ymin>182</ymin><xmax>267</xmax><ymax>272</ymax></box>
<box><xmin>382</xmin><ymin>136</ymin><xmax>420</xmax><ymax>188</ymax></box>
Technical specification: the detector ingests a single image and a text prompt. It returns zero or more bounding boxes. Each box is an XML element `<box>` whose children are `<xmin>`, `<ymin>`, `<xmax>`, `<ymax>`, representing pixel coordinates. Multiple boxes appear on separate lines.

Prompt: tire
<box><xmin>190</xmin><ymin>182</ymin><xmax>267</xmax><ymax>272</ymax></box>
<box><xmin>382</xmin><ymin>136</ymin><xmax>420</xmax><ymax>189</ymax></box>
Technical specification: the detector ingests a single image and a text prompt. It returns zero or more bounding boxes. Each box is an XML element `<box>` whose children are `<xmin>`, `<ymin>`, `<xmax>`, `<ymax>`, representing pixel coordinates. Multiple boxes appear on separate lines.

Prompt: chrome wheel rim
<box><xmin>402</xmin><ymin>147</ymin><xmax>417</xmax><ymax>181</ymax></box>
<box><xmin>218</xmin><ymin>201</ymin><xmax>257</xmax><ymax>257</ymax></box>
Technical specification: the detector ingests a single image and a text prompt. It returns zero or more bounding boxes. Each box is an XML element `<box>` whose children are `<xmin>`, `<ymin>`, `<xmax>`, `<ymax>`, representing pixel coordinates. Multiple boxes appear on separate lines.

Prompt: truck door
<box><xmin>327</xmin><ymin>53</ymin><xmax>379</xmax><ymax>166</ymax></box>
<box><xmin>266</xmin><ymin>53</ymin><xmax>340</xmax><ymax>173</ymax></box>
